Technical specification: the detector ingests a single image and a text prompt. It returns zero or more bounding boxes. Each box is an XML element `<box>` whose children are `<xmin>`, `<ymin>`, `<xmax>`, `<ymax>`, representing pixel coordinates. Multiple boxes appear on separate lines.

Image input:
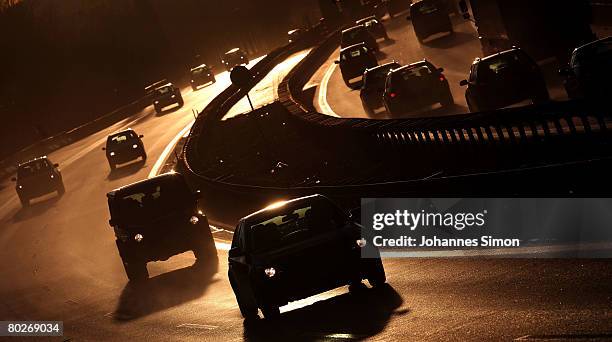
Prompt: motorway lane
<box><xmin>314</xmin><ymin>14</ymin><xmax>569</xmax><ymax>119</ymax></box>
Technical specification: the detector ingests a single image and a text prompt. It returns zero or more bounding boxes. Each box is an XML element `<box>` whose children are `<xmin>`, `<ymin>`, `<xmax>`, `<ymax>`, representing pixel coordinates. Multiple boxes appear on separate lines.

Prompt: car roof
<box><xmin>107</xmin><ymin>172</ymin><xmax>184</xmax><ymax>199</ymax></box>
<box><xmin>366</xmin><ymin>61</ymin><xmax>401</xmax><ymax>73</ymax></box>
<box><xmin>388</xmin><ymin>60</ymin><xmax>431</xmax><ymax>74</ymax></box>
<box><xmin>356</xmin><ymin>16</ymin><xmax>377</xmax><ymax>24</ymax></box>
<box><xmin>225</xmin><ymin>48</ymin><xmax>241</xmax><ymax>54</ymax></box>
<box><xmin>340</xmin><ymin>42</ymin><xmax>367</xmax><ymax>53</ymax></box>
<box><xmin>476</xmin><ymin>47</ymin><xmax>521</xmax><ymax>63</ymax></box>
<box><xmin>18</xmin><ymin>156</ymin><xmax>49</xmax><ymax>167</ymax></box>
<box><xmin>240</xmin><ymin>194</ymin><xmax>328</xmax><ymax>226</ymax></box>
<box><xmin>190</xmin><ymin>64</ymin><xmax>208</xmax><ymax>71</ymax></box>
<box><xmin>108</xmin><ymin>128</ymin><xmax>135</xmax><ymax>138</ymax></box>
<box><xmin>154</xmin><ymin>82</ymin><xmax>174</xmax><ymax>90</ymax></box>
<box><xmin>573</xmin><ymin>36</ymin><xmax>611</xmax><ymax>55</ymax></box>
<box><xmin>288</xmin><ymin>29</ymin><xmax>302</xmax><ymax>35</ymax></box>
<box><xmin>342</xmin><ymin>25</ymin><xmax>366</xmax><ymax>34</ymax></box>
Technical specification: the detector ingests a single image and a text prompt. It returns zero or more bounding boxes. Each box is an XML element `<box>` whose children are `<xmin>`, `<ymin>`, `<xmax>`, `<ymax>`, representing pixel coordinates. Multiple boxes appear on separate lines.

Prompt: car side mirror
<box><xmin>459</xmin><ymin>79</ymin><xmax>468</xmax><ymax>86</ymax></box>
<box><xmin>228</xmin><ymin>247</ymin><xmax>242</xmax><ymax>258</ymax></box>
<box><xmin>194</xmin><ymin>190</ymin><xmax>204</xmax><ymax>199</ymax></box>
<box><xmin>11</xmin><ymin>177</ymin><xmax>16</xmax><ymax>182</ymax></box>
<box><xmin>139</xmin><ymin>134</ymin><xmax>144</xmax><ymax>138</ymax></box>
<box><xmin>438</xmin><ymin>67</ymin><xmax>444</xmax><ymax>73</ymax></box>
<box><xmin>53</xmin><ymin>163</ymin><xmax>59</xmax><ymax>168</ymax></box>
<box><xmin>334</xmin><ymin>60</ymin><xmax>340</xmax><ymax>64</ymax></box>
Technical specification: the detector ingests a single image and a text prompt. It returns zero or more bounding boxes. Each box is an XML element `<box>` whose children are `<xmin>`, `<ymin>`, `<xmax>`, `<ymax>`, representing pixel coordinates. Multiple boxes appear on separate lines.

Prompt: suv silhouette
<box><xmin>228</xmin><ymin>194</ymin><xmax>386</xmax><ymax>320</ymax></box>
<box><xmin>152</xmin><ymin>83</ymin><xmax>183</xmax><ymax>113</ymax></box>
<box><xmin>12</xmin><ymin>156</ymin><xmax>64</xmax><ymax>207</ymax></box>
<box><xmin>103</xmin><ymin>129</ymin><xmax>146</xmax><ymax>170</ymax></box>
<box><xmin>336</xmin><ymin>43</ymin><xmax>379</xmax><ymax>89</ymax></box>
<box><xmin>107</xmin><ymin>173</ymin><xmax>216</xmax><ymax>282</ymax></box>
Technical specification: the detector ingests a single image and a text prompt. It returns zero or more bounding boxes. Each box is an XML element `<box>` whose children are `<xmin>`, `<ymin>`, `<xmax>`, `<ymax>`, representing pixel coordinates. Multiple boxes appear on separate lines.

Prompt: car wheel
<box><xmin>109</xmin><ymin>162</ymin><xmax>116</xmax><ymax>171</ymax></box>
<box><xmin>229</xmin><ymin>273</ymin><xmax>258</xmax><ymax>320</ymax></box>
<box><xmin>18</xmin><ymin>195</ymin><xmax>29</xmax><ymax>208</ymax></box>
<box><xmin>211</xmin><ymin>76</ymin><xmax>216</xmax><ymax>83</ymax></box>
<box><xmin>123</xmin><ymin>261</ymin><xmax>148</xmax><ymax>282</ymax></box>
<box><xmin>192</xmin><ymin>85</ymin><xmax>197</xmax><ymax>91</ymax></box>
<box><xmin>366</xmin><ymin>258</ymin><xmax>386</xmax><ymax>288</ymax></box>
<box><xmin>154</xmin><ymin>105</ymin><xmax>161</xmax><ymax>114</ymax></box>
<box><xmin>441</xmin><ymin>89</ymin><xmax>454</xmax><ymax>107</ymax></box>
<box><xmin>141</xmin><ymin>152</ymin><xmax>147</xmax><ymax>161</ymax></box>
<box><xmin>466</xmin><ymin>97</ymin><xmax>476</xmax><ymax>112</ymax></box>
<box><xmin>57</xmin><ymin>183</ymin><xmax>66</xmax><ymax>196</ymax></box>
<box><xmin>178</xmin><ymin>99</ymin><xmax>184</xmax><ymax>107</ymax></box>
<box><xmin>261</xmin><ymin>304</ymin><xmax>280</xmax><ymax>320</ymax></box>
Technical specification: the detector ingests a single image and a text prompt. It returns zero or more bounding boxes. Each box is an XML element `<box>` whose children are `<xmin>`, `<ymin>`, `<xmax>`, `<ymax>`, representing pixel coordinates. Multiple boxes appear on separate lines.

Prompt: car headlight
<box><xmin>50</xmin><ymin>174</ymin><xmax>54</xmax><ymax>179</ymax></box>
<box><xmin>240</xmin><ymin>56</ymin><xmax>244</xmax><ymax>59</ymax></box>
<box><xmin>132</xmin><ymin>144</ymin><xmax>138</xmax><ymax>149</ymax></box>
<box><xmin>154</xmin><ymin>100</ymin><xmax>159</xmax><ymax>104</ymax></box>
<box><xmin>134</xmin><ymin>233</ymin><xmax>143</xmax><ymax>242</ymax></box>
<box><xmin>264</xmin><ymin>267</ymin><xmax>276</xmax><ymax>278</ymax></box>
<box><xmin>356</xmin><ymin>238</ymin><xmax>367</xmax><ymax>248</ymax></box>
<box><xmin>171</xmin><ymin>95</ymin><xmax>176</xmax><ymax>99</ymax></box>
<box><xmin>18</xmin><ymin>185</ymin><xmax>23</xmax><ymax>189</ymax></box>
<box><xmin>109</xmin><ymin>152</ymin><xmax>115</xmax><ymax>156</ymax></box>
<box><xmin>190</xmin><ymin>216</ymin><xmax>199</xmax><ymax>225</ymax></box>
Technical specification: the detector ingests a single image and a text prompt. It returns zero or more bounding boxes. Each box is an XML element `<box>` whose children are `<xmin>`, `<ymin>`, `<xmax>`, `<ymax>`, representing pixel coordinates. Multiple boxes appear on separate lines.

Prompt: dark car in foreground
<box><xmin>459</xmin><ymin>47</ymin><xmax>549</xmax><ymax>112</ymax></box>
<box><xmin>107</xmin><ymin>172</ymin><xmax>216</xmax><ymax>282</ymax></box>
<box><xmin>383</xmin><ymin>60</ymin><xmax>453</xmax><ymax>116</ymax></box>
<box><xmin>222</xmin><ymin>48</ymin><xmax>249</xmax><ymax>71</ymax></box>
<box><xmin>360</xmin><ymin>61</ymin><xmax>402</xmax><ymax>115</ymax></box>
<box><xmin>341</xmin><ymin>25</ymin><xmax>379</xmax><ymax>53</ymax></box>
<box><xmin>560</xmin><ymin>36</ymin><xmax>611</xmax><ymax>100</ymax></box>
<box><xmin>152</xmin><ymin>83</ymin><xmax>183</xmax><ymax>113</ymax></box>
<box><xmin>103</xmin><ymin>129</ymin><xmax>146</xmax><ymax>170</ymax></box>
<box><xmin>12</xmin><ymin>156</ymin><xmax>64</xmax><ymax>207</ymax></box>
<box><xmin>228</xmin><ymin>194</ymin><xmax>386</xmax><ymax>320</ymax></box>
<box><xmin>410</xmin><ymin>0</ymin><xmax>453</xmax><ymax>42</ymax></box>
<box><xmin>190</xmin><ymin>64</ymin><xmax>215</xmax><ymax>90</ymax></box>
<box><xmin>336</xmin><ymin>43</ymin><xmax>379</xmax><ymax>89</ymax></box>
<box><xmin>356</xmin><ymin>16</ymin><xmax>388</xmax><ymax>40</ymax></box>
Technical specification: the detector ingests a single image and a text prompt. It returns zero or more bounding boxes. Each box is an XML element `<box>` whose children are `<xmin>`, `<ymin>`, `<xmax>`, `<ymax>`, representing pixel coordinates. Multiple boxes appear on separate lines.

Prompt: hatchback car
<box><xmin>459</xmin><ymin>47</ymin><xmax>549</xmax><ymax>112</ymax></box>
<box><xmin>383</xmin><ymin>60</ymin><xmax>453</xmax><ymax>115</ymax></box>
<box><xmin>12</xmin><ymin>156</ymin><xmax>64</xmax><ymax>207</ymax></box>
<box><xmin>152</xmin><ymin>83</ymin><xmax>183</xmax><ymax>113</ymax></box>
<box><xmin>360</xmin><ymin>61</ymin><xmax>402</xmax><ymax>115</ymax></box>
<box><xmin>336</xmin><ymin>43</ymin><xmax>379</xmax><ymax>89</ymax></box>
<box><xmin>222</xmin><ymin>48</ymin><xmax>249</xmax><ymax>71</ymax></box>
<box><xmin>410</xmin><ymin>0</ymin><xmax>453</xmax><ymax>42</ymax></box>
<box><xmin>356</xmin><ymin>16</ymin><xmax>388</xmax><ymax>41</ymax></box>
<box><xmin>107</xmin><ymin>172</ymin><xmax>216</xmax><ymax>282</ymax></box>
<box><xmin>228</xmin><ymin>194</ymin><xmax>386</xmax><ymax>320</ymax></box>
<box><xmin>103</xmin><ymin>129</ymin><xmax>146</xmax><ymax>170</ymax></box>
<box><xmin>341</xmin><ymin>25</ymin><xmax>379</xmax><ymax>53</ymax></box>
<box><xmin>560</xmin><ymin>36</ymin><xmax>611</xmax><ymax>100</ymax></box>
<box><xmin>190</xmin><ymin>64</ymin><xmax>215</xmax><ymax>90</ymax></box>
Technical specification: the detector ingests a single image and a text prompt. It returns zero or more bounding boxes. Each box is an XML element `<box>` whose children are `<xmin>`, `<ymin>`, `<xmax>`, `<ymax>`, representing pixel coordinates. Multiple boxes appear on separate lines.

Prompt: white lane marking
<box><xmin>176</xmin><ymin>323</ymin><xmax>219</xmax><ymax>330</ymax></box>
<box><xmin>147</xmin><ymin>119</ymin><xmax>195</xmax><ymax>178</ymax></box>
<box><xmin>379</xmin><ymin>241</ymin><xmax>612</xmax><ymax>258</ymax></box>
<box><xmin>317</xmin><ymin>61</ymin><xmax>340</xmax><ymax>117</ymax></box>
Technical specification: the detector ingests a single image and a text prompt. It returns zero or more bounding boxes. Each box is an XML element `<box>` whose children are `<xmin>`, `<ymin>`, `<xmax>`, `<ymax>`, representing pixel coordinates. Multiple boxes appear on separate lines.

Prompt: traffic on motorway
<box><xmin>1</xmin><ymin>0</ymin><xmax>612</xmax><ymax>341</ymax></box>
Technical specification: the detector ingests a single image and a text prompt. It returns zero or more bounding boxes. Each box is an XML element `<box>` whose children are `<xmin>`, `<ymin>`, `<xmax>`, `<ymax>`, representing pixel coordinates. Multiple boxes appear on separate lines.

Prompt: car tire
<box><xmin>124</xmin><ymin>261</ymin><xmax>148</xmax><ymax>282</ymax></box>
<box><xmin>178</xmin><ymin>99</ymin><xmax>184</xmax><ymax>107</ymax></box>
<box><xmin>154</xmin><ymin>105</ymin><xmax>161</xmax><ymax>114</ymax></box>
<box><xmin>192</xmin><ymin>85</ymin><xmax>197</xmax><ymax>91</ymax></box>
<box><xmin>19</xmin><ymin>195</ymin><xmax>29</xmax><ymax>208</ymax></box>
<box><xmin>211</xmin><ymin>76</ymin><xmax>216</xmax><ymax>84</ymax></box>
<box><xmin>261</xmin><ymin>304</ymin><xmax>280</xmax><ymax>320</ymax></box>
<box><xmin>441</xmin><ymin>89</ymin><xmax>454</xmax><ymax>107</ymax></box>
<box><xmin>229</xmin><ymin>273</ymin><xmax>258</xmax><ymax>320</ymax></box>
<box><xmin>366</xmin><ymin>258</ymin><xmax>386</xmax><ymax>288</ymax></box>
<box><xmin>141</xmin><ymin>152</ymin><xmax>147</xmax><ymax>161</ymax></box>
<box><xmin>57</xmin><ymin>183</ymin><xmax>66</xmax><ymax>196</ymax></box>
<box><xmin>109</xmin><ymin>163</ymin><xmax>116</xmax><ymax>171</ymax></box>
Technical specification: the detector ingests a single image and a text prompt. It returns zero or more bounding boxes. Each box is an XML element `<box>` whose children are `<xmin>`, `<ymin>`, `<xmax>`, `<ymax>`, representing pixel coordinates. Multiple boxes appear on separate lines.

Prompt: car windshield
<box><xmin>191</xmin><ymin>68</ymin><xmax>206</xmax><ymax>76</ymax></box>
<box><xmin>115</xmin><ymin>178</ymin><xmax>192</xmax><ymax>223</ymax></box>
<box><xmin>155</xmin><ymin>86</ymin><xmax>172</xmax><ymax>95</ymax></box>
<box><xmin>18</xmin><ymin>160</ymin><xmax>50</xmax><ymax>178</ymax></box>
<box><xmin>478</xmin><ymin>53</ymin><xmax>521</xmax><ymax>82</ymax></box>
<box><xmin>108</xmin><ymin>131</ymin><xmax>137</xmax><ymax>145</ymax></box>
<box><xmin>248</xmin><ymin>201</ymin><xmax>344</xmax><ymax>253</ymax></box>
<box><xmin>343</xmin><ymin>28</ymin><xmax>366</xmax><ymax>44</ymax></box>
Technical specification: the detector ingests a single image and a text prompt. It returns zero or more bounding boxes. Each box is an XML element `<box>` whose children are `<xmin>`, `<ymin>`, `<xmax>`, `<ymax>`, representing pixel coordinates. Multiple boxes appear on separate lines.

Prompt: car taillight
<box><xmin>439</xmin><ymin>76</ymin><xmax>445</xmax><ymax>82</ymax></box>
<box><xmin>389</xmin><ymin>92</ymin><xmax>397</xmax><ymax>98</ymax></box>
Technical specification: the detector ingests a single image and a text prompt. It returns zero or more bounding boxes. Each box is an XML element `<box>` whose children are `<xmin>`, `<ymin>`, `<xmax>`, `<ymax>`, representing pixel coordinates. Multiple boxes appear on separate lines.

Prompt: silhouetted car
<box><xmin>288</xmin><ymin>28</ymin><xmax>304</xmax><ymax>43</ymax></box>
<box><xmin>341</xmin><ymin>25</ymin><xmax>379</xmax><ymax>53</ymax></box>
<box><xmin>12</xmin><ymin>156</ymin><xmax>64</xmax><ymax>207</ymax></box>
<box><xmin>152</xmin><ymin>83</ymin><xmax>183</xmax><ymax>113</ymax></box>
<box><xmin>387</xmin><ymin>0</ymin><xmax>412</xmax><ymax>17</ymax></box>
<box><xmin>560</xmin><ymin>36</ymin><xmax>612</xmax><ymax>100</ymax></box>
<box><xmin>336</xmin><ymin>43</ymin><xmax>379</xmax><ymax>89</ymax></box>
<box><xmin>410</xmin><ymin>0</ymin><xmax>453</xmax><ymax>42</ymax></box>
<box><xmin>103</xmin><ymin>129</ymin><xmax>146</xmax><ymax>170</ymax></box>
<box><xmin>107</xmin><ymin>172</ymin><xmax>216</xmax><ymax>282</ymax></box>
<box><xmin>228</xmin><ymin>194</ymin><xmax>386</xmax><ymax>320</ymax></box>
<box><xmin>459</xmin><ymin>48</ymin><xmax>549</xmax><ymax>112</ymax></box>
<box><xmin>356</xmin><ymin>16</ymin><xmax>388</xmax><ymax>40</ymax></box>
<box><xmin>190</xmin><ymin>64</ymin><xmax>215</xmax><ymax>90</ymax></box>
<box><xmin>360</xmin><ymin>61</ymin><xmax>402</xmax><ymax>115</ymax></box>
<box><xmin>222</xmin><ymin>48</ymin><xmax>249</xmax><ymax>71</ymax></box>
<box><xmin>383</xmin><ymin>60</ymin><xmax>453</xmax><ymax>115</ymax></box>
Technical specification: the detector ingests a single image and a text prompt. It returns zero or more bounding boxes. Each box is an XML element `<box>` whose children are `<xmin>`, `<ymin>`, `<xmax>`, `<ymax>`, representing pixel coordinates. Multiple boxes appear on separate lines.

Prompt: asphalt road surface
<box><xmin>312</xmin><ymin>14</ymin><xmax>569</xmax><ymax>119</ymax></box>
<box><xmin>0</xmin><ymin>41</ymin><xmax>611</xmax><ymax>342</ymax></box>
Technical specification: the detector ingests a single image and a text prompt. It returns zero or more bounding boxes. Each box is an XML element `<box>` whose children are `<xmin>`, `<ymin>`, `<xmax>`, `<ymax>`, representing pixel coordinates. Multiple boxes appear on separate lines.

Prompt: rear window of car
<box><xmin>191</xmin><ymin>68</ymin><xmax>206</xmax><ymax>76</ymax></box>
<box><xmin>109</xmin><ymin>131</ymin><xmax>136</xmax><ymax>144</ymax></box>
<box><xmin>417</xmin><ymin>3</ymin><xmax>439</xmax><ymax>14</ymax></box>
<box><xmin>341</xmin><ymin>47</ymin><xmax>368</xmax><ymax>60</ymax></box>
<box><xmin>18</xmin><ymin>160</ymin><xmax>50</xmax><ymax>178</ymax></box>
<box><xmin>156</xmin><ymin>86</ymin><xmax>172</xmax><ymax>95</ymax></box>
<box><xmin>398</xmin><ymin>65</ymin><xmax>432</xmax><ymax>81</ymax></box>
<box><xmin>248</xmin><ymin>202</ymin><xmax>344</xmax><ymax>253</ymax></box>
